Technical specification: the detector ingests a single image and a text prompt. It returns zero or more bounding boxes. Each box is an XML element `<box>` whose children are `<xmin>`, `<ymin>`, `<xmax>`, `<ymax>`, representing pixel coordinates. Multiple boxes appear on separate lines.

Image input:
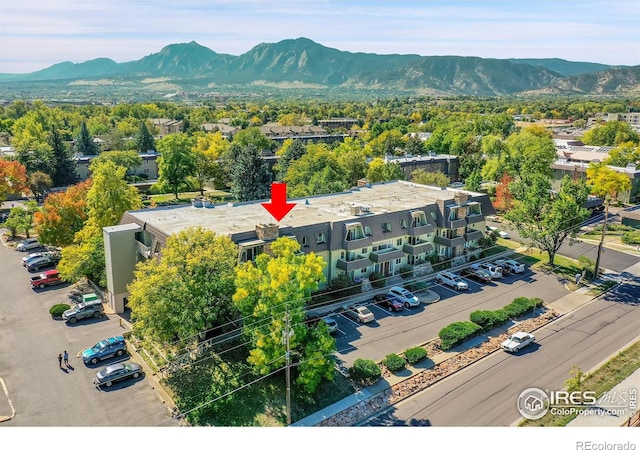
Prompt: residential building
<box><xmin>74</xmin><ymin>151</ymin><xmax>160</xmax><ymax>182</ymax></box>
<box><xmin>103</xmin><ymin>181</ymin><xmax>493</xmax><ymax>313</ymax></box>
<box><xmin>606</xmin><ymin>112</ymin><xmax>640</xmax><ymax>131</ymax></box>
<box><xmin>383</xmin><ymin>153</ymin><xmax>460</xmax><ymax>182</ymax></box>
<box><xmin>318</xmin><ymin>118</ymin><xmax>360</xmax><ymax>130</ymax></box>
<box><xmin>150</xmin><ymin>118</ymin><xmax>184</xmax><ymax>136</ymax></box>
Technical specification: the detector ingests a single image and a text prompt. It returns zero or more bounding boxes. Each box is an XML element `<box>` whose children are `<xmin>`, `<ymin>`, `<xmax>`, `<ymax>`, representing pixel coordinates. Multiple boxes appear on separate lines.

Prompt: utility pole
<box><xmin>283</xmin><ymin>308</ymin><xmax>293</xmax><ymax>426</ymax></box>
<box><xmin>594</xmin><ymin>200</ymin><xmax>609</xmax><ymax>280</ymax></box>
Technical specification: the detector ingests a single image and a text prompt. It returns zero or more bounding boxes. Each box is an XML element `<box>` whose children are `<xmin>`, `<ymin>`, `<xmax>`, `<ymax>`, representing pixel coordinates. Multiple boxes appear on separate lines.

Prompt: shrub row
<box><xmin>439</xmin><ymin>321</ymin><xmax>482</xmax><ymax>351</ymax></box>
<box><xmin>350</xmin><ymin>346</ymin><xmax>429</xmax><ymax>384</ymax></box>
<box><xmin>470</xmin><ymin>297</ymin><xmax>543</xmax><ymax>331</ymax></box>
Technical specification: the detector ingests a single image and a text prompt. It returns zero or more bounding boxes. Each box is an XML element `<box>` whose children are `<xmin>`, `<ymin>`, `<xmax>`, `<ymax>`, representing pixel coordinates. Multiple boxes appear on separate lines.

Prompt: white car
<box><xmin>436</xmin><ymin>271</ymin><xmax>468</xmax><ymax>290</ymax></box>
<box><xmin>487</xmin><ymin>226</ymin><xmax>509</xmax><ymax>239</ymax></box>
<box><xmin>341</xmin><ymin>304</ymin><xmax>375</xmax><ymax>323</ymax></box>
<box><xmin>473</xmin><ymin>262</ymin><xmax>503</xmax><ymax>279</ymax></box>
<box><xmin>388</xmin><ymin>286</ymin><xmax>420</xmax><ymax>308</ymax></box>
<box><xmin>493</xmin><ymin>259</ymin><xmax>525</xmax><ymax>274</ymax></box>
<box><xmin>501</xmin><ymin>331</ymin><xmax>535</xmax><ymax>353</ymax></box>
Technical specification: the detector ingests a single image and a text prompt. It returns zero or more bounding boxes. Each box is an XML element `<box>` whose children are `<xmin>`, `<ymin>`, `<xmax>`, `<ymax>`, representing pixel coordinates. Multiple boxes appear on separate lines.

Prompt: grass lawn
<box><xmin>145</xmin><ymin>189</ymin><xmax>233</xmax><ymax>206</ymax></box>
<box><xmin>162</xmin><ymin>345</ymin><xmax>355</xmax><ymax>426</ymax></box>
<box><xmin>519</xmin><ymin>339</ymin><xmax>640</xmax><ymax>426</ymax></box>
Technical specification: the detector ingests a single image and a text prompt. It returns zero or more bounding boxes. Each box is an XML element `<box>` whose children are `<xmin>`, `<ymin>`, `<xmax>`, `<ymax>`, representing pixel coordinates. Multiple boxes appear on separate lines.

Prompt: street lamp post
<box><xmin>593</xmin><ymin>200</ymin><xmax>609</xmax><ymax>280</ymax></box>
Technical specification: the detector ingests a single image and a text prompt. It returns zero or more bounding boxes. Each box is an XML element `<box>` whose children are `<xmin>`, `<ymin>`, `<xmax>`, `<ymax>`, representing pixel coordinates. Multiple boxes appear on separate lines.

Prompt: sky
<box><xmin>0</xmin><ymin>0</ymin><xmax>639</xmax><ymax>74</ymax></box>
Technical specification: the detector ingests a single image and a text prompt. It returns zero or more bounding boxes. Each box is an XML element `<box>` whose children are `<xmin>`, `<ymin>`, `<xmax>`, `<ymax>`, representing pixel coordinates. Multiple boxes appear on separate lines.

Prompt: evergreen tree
<box><xmin>50</xmin><ymin>126</ymin><xmax>78</xmax><ymax>187</ymax></box>
<box><xmin>275</xmin><ymin>139</ymin><xmax>306</xmax><ymax>180</ymax></box>
<box><xmin>230</xmin><ymin>143</ymin><xmax>271</xmax><ymax>202</ymax></box>
<box><xmin>135</xmin><ymin>121</ymin><xmax>156</xmax><ymax>153</ymax></box>
<box><xmin>75</xmin><ymin>122</ymin><xmax>98</xmax><ymax>156</ymax></box>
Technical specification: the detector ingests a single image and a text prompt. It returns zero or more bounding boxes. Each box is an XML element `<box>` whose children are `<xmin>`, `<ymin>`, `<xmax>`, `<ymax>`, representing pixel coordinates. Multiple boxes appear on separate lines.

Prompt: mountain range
<box><xmin>1</xmin><ymin>38</ymin><xmax>638</xmax><ymax>98</ymax></box>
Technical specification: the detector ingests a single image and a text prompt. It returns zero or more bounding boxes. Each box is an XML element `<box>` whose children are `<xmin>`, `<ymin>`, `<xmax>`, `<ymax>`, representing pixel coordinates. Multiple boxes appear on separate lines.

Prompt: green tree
<box><xmin>504</xmin><ymin>126</ymin><xmax>556</xmax><ymax>179</ymax></box>
<box><xmin>192</xmin><ymin>132</ymin><xmax>229</xmax><ymax>195</ymax></box>
<box><xmin>157</xmin><ymin>133</ymin><xmax>197</xmax><ymax>200</ymax></box>
<box><xmin>275</xmin><ymin>139</ymin><xmax>306</xmax><ymax>181</ymax></box>
<box><xmin>366</xmin><ymin>158</ymin><xmax>404</xmax><ymax>183</ymax></box>
<box><xmin>603</xmin><ymin>142</ymin><xmax>640</xmax><ymax>167</ymax></box>
<box><xmin>29</xmin><ymin>171</ymin><xmax>53</xmax><ymax>203</ymax></box>
<box><xmin>465</xmin><ymin>169</ymin><xmax>482</xmax><ymax>192</ymax></box>
<box><xmin>50</xmin><ymin>126</ymin><xmax>78</xmax><ymax>187</ymax></box>
<box><xmin>507</xmin><ymin>174</ymin><xmax>590</xmax><ymax>265</ymax></box>
<box><xmin>90</xmin><ymin>150</ymin><xmax>142</xmax><ymax>175</ymax></box>
<box><xmin>75</xmin><ymin>121</ymin><xmax>99</xmax><ymax>156</ymax></box>
<box><xmin>127</xmin><ymin>227</ymin><xmax>238</xmax><ymax>343</ymax></box>
<box><xmin>230</xmin><ymin>143</ymin><xmax>271</xmax><ymax>201</ymax></box>
<box><xmin>582</xmin><ymin>121</ymin><xmax>640</xmax><ymax>146</ymax></box>
<box><xmin>284</xmin><ymin>145</ymin><xmax>349</xmax><ymax>197</ymax></box>
<box><xmin>134</xmin><ymin>120</ymin><xmax>156</xmax><ymax>153</ymax></box>
<box><xmin>4</xmin><ymin>202</ymin><xmax>38</xmax><ymax>238</ymax></box>
<box><xmin>233</xmin><ymin>237</ymin><xmax>333</xmax><ymax>394</ymax></box>
<box><xmin>411</xmin><ymin>169</ymin><xmax>450</xmax><ymax>187</ymax></box>
<box><xmin>337</xmin><ymin>148</ymin><xmax>368</xmax><ymax>187</ymax></box>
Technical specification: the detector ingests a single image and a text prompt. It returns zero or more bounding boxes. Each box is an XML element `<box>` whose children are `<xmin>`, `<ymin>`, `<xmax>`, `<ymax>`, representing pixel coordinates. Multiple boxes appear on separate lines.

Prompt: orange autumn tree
<box><xmin>34</xmin><ymin>180</ymin><xmax>92</xmax><ymax>247</ymax></box>
<box><xmin>0</xmin><ymin>159</ymin><xmax>29</xmax><ymax>201</ymax></box>
<box><xmin>493</xmin><ymin>172</ymin><xmax>514</xmax><ymax>212</ymax></box>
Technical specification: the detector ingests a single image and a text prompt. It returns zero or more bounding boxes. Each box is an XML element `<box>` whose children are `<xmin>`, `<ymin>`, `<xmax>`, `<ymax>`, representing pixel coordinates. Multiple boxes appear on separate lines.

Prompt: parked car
<box><xmin>30</xmin><ymin>269</ymin><xmax>64</xmax><ymax>290</ymax></box>
<box><xmin>82</xmin><ymin>336</ymin><xmax>127</xmax><ymax>365</ymax></box>
<box><xmin>93</xmin><ymin>362</ymin><xmax>143</xmax><ymax>388</ymax></box>
<box><xmin>461</xmin><ymin>267</ymin><xmax>492</xmax><ymax>283</ymax></box>
<box><xmin>387</xmin><ymin>286</ymin><xmax>420</xmax><ymax>308</ymax></box>
<box><xmin>436</xmin><ymin>271</ymin><xmax>468</xmax><ymax>290</ymax></box>
<box><xmin>26</xmin><ymin>255</ymin><xmax>58</xmax><ymax>272</ymax></box>
<box><xmin>473</xmin><ymin>262</ymin><xmax>503</xmax><ymax>279</ymax></box>
<box><xmin>22</xmin><ymin>251</ymin><xmax>55</xmax><ymax>266</ymax></box>
<box><xmin>491</xmin><ymin>259</ymin><xmax>512</xmax><ymax>275</ymax></box>
<box><xmin>306</xmin><ymin>314</ymin><xmax>339</xmax><ymax>334</ymax></box>
<box><xmin>16</xmin><ymin>238</ymin><xmax>40</xmax><ymax>252</ymax></box>
<box><xmin>494</xmin><ymin>258</ymin><xmax>526</xmax><ymax>274</ymax></box>
<box><xmin>373</xmin><ymin>293</ymin><xmax>404</xmax><ymax>312</ymax></box>
<box><xmin>62</xmin><ymin>299</ymin><xmax>104</xmax><ymax>324</ymax></box>
<box><xmin>501</xmin><ymin>331</ymin><xmax>536</xmax><ymax>353</ymax></box>
<box><xmin>486</xmin><ymin>226</ymin><xmax>509</xmax><ymax>239</ymax></box>
<box><xmin>341</xmin><ymin>304</ymin><xmax>375</xmax><ymax>323</ymax></box>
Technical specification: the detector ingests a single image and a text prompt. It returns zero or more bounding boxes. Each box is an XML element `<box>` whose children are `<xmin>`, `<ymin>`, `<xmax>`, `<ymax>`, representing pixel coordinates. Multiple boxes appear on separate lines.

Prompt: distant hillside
<box><xmin>507</xmin><ymin>58</ymin><xmax>614</xmax><ymax>77</ymax></box>
<box><xmin>523</xmin><ymin>65</ymin><xmax>640</xmax><ymax>96</ymax></box>
<box><xmin>0</xmin><ymin>38</ymin><xmax>636</xmax><ymax>98</ymax></box>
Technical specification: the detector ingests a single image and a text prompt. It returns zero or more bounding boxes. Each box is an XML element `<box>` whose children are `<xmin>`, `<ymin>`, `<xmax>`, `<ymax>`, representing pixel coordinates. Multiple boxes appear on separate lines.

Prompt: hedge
<box><xmin>49</xmin><ymin>303</ymin><xmax>70</xmax><ymax>318</ymax></box>
<box><xmin>469</xmin><ymin>309</ymin><xmax>508</xmax><ymax>330</ymax></box>
<box><xmin>349</xmin><ymin>358</ymin><xmax>382</xmax><ymax>385</ymax></box>
<box><xmin>404</xmin><ymin>346</ymin><xmax>428</xmax><ymax>365</ymax></box>
<box><xmin>368</xmin><ymin>271</ymin><xmax>386</xmax><ymax>289</ymax></box>
<box><xmin>383</xmin><ymin>353</ymin><xmax>406</xmax><ymax>372</ymax></box>
<box><xmin>439</xmin><ymin>321</ymin><xmax>482</xmax><ymax>351</ymax></box>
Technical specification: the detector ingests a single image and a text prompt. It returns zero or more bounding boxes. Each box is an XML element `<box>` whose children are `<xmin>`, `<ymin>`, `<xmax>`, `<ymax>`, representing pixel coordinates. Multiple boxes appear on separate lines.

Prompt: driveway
<box><xmin>0</xmin><ymin>236</ymin><xmax>179</xmax><ymax>426</ymax></box>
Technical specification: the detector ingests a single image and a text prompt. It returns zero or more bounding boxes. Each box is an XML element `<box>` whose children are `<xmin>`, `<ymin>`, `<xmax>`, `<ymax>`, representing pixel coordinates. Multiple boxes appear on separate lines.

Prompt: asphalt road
<box><xmin>362</xmin><ymin>278</ymin><xmax>640</xmax><ymax>426</ymax></box>
<box><xmin>0</xmin><ymin>238</ymin><xmax>178</xmax><ymax>426</ymax></box>
<box><xmin>334</xmin><ymin>266</ymin><xmax>570</xmax><ymax>368</ymax></box>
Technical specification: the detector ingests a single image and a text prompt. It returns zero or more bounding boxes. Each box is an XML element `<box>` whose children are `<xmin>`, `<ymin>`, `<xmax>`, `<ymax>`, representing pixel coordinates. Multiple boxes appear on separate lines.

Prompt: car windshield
<box><xmin>94</xmin><ymin>341</ymin><xmax>108</xmax><ymax>350</ymax></box>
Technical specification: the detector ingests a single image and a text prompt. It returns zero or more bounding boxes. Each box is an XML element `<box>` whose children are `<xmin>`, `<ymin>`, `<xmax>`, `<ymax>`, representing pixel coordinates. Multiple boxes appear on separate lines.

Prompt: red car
<box><xmin>373</xmin><ymin>294</ymin><xmax>404</xmax><ymax>312</ymax></box>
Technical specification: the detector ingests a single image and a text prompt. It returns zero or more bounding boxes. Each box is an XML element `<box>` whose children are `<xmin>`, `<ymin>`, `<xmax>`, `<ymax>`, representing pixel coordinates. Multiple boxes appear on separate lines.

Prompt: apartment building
<box><xmin>103</xmin><ymin>181</ymin><xmax>493</xmax><ymax>312</ymax></box>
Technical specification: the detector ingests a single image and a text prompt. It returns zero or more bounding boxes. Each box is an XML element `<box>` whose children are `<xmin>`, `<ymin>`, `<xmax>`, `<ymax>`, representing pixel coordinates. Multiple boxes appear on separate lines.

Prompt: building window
<box><xmin>449</xmin><ymin>207</ymin><xmax>459</xmax><ymax>221</ymax></box>
<box><xmin>401</xmin><ymin>219</ymin><xmax>407</xmax><ymax>229</ymax></box>
<box><xmin>361</xmin><ymin>268</ymin><xmax>367</xmax><ymax>274</ymax></box>
<box><xmin>364</xmin><ymin>225</ymin><xmax>373</xmax><ymax>236</ymax></box>
<box><xmin>396</xmin><ymin>238</ymin><xmax>402</xmax><ymax>246</ymax></box>
<box><xmin>362</xmin><ymin>248</ymin><xmax>367</xmax><ymax>254</ymax></box>
<box><xmin>382</xmin><ymin>222</ymin><xmax>392</xmax><ymax>233</ymax></box>
<box><xmin>345</xmin><ymin>223</ymin><xmax>365</xmax><ymax>241</ymax></box>
<box><xmin>301</xmin><ymin>236</ymin><xmax>308</xmax><ymax>247</ymax></box>
<box><xmin>317</xmin><ymin>233</ymin><xmax>325</xmax><ymax>244</ymax></box>
<box><xmin>411</xmin><ymin>211</ymin><xmax>427</xmax><ymax>227</ymax></box>
<box><xmin>396</xmin><ymin>258</ymin><xmax>402</xmax><ymax>264</ymax></box>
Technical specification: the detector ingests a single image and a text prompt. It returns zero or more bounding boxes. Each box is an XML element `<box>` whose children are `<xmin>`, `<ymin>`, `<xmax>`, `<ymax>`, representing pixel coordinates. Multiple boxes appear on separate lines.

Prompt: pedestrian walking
<box><xmin>58</xmin><ymin>353</ymin><xmax>63</xmax><ymax>368</ymax></box>
<box><xmin>63</xmin><ymin>350</ymin><xmax>69</xmax><ymax>367</ymax></box>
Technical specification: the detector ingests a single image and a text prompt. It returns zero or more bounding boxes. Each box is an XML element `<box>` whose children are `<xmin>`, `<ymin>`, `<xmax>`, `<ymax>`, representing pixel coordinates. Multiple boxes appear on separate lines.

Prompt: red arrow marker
<box><xmin>262</xmin><ymin>182</ymin><xmax>296</xmax><ymax>222</ymax></box>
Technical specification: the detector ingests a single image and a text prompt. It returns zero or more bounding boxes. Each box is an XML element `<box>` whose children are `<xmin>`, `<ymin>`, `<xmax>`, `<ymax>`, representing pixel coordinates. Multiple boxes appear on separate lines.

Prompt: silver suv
<box><xmin>62</xmin><ymin>299</ymin><xmax>104</xmax><ymax>324</ymax></box>
<box><xmin>436</xmin><ymin>271</ymin><xmax>468</xmax><ymax>290</ymax></box>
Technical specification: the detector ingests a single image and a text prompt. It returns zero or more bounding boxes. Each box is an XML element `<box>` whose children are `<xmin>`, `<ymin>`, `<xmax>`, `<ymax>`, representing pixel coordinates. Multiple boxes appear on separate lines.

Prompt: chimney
<box><xmin>256</xmin><ymin>223</ymin><xmax>279</xmax><ymax>241</ymax></box>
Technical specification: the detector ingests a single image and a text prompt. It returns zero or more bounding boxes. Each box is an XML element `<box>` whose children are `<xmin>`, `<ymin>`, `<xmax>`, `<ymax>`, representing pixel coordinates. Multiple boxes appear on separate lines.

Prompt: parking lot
<box><xmin>0</xmin><ymin>238</ymin><xmax>178</xmax><ymax>426</ymax></box>
<box><xmin>330</xmin><ymin>262</ymin><xmax>570</xmax><ymax>368</ymax></box>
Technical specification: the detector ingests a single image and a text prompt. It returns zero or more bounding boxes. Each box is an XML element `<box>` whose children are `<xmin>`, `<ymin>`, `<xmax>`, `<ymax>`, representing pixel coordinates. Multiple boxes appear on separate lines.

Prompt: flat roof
<box><xmin>125</xmin><ymin>180</ymin><xmax>481</xmax><ymax>237</ymax></box>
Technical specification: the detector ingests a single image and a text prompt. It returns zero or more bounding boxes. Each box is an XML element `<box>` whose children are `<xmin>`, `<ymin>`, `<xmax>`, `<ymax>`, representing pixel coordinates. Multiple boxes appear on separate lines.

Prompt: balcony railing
<box><xmin>449</xmin><ymin>218</ymin><xmax>467</xmax><ymax>229</ymax></box>
<box><xmin>466</xmin><ymin>214</ymin><xmax>485</xmax><ymax>225</ymax></box>
<box><xmin>402</xmin><ymin>241</ymin><xmax>434</xmax><ymax>256</ymax></box>
<box><xmin>464</xmin><ymin>230</ymin><xmax>484</xmax><ymax>242</ymax></box>
<box><xmin>434</xmin><ymin>235</ymin><xmax>466</xmax><ymax>248</ymax></box>
<box><xmin>369</xmin><ymin>248</ymin><xmax>404</xmax><ymax>264</ymax></box>
<box><xmin>342</xmin><ymin>236</ymin><xmax>373</xmax><ymax>251</ymax></box>
<box><xmin>336</xmin><ymin>256</ymin><xmax>371</xmax><ymax>272</ymax></box>
<box><xmin>408</xmin><ymin>223</ymin><xmax>435</xmax><ymax>236</ymax></box>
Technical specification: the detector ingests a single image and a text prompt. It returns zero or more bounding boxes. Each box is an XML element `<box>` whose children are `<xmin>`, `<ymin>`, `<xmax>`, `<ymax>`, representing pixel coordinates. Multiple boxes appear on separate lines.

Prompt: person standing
<box><xmin>58</xmin><ymin>353</ymin><xmax>63</xmax><ymax>368</ymax></box>
<box><xmin>63</xmin><ymin>350</ymin><xmax>69</xmax><ymax>367</ymax></box>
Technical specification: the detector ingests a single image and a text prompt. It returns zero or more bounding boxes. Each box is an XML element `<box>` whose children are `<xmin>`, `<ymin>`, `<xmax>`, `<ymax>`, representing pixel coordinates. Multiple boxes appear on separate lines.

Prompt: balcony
<box><xmin>136</xmin><ymin>241</ymin><xmax>152</xmax><ymax>259</ymax></box>
<box><xmin>466</xmin><ymin>214</ymin><xmax>485</xmax><ymax>225</ymax></box>
<box><xmin>336</xmin><ymin>255</ymin><xmax>371</xmax><ymax>272</ymax></box>
<box><xmin>449</xmin><ymin>218</ymin><xmax>467</xmax><ymax>229</ymax></box>
<box><xmin>342</xmin><ymin>236</ymin><xmax>373</xmax><ymax>251</ymax></box>
<box><xmin>408</xmin><ymin>223</ymin><xmax>435</xmax><ymax>236</ymax></box>
<box><xmin>464</xmin><ymin>230</ymin><xmax>484</xmax><ymax>242</ymax></box>
<box><xmin>434</xmin><ymin>235</ymin><xmax>466</xmax><ymax>248</ymax></box>
<box><xmin>402</xmin><ymin>241</ymin><xmax>434</xmax><ymax>256</ymax></box>
<box><xmin>369</xmin><ymin>248</ymin><xmax>404</xmax><ymax>264</ymax></box>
